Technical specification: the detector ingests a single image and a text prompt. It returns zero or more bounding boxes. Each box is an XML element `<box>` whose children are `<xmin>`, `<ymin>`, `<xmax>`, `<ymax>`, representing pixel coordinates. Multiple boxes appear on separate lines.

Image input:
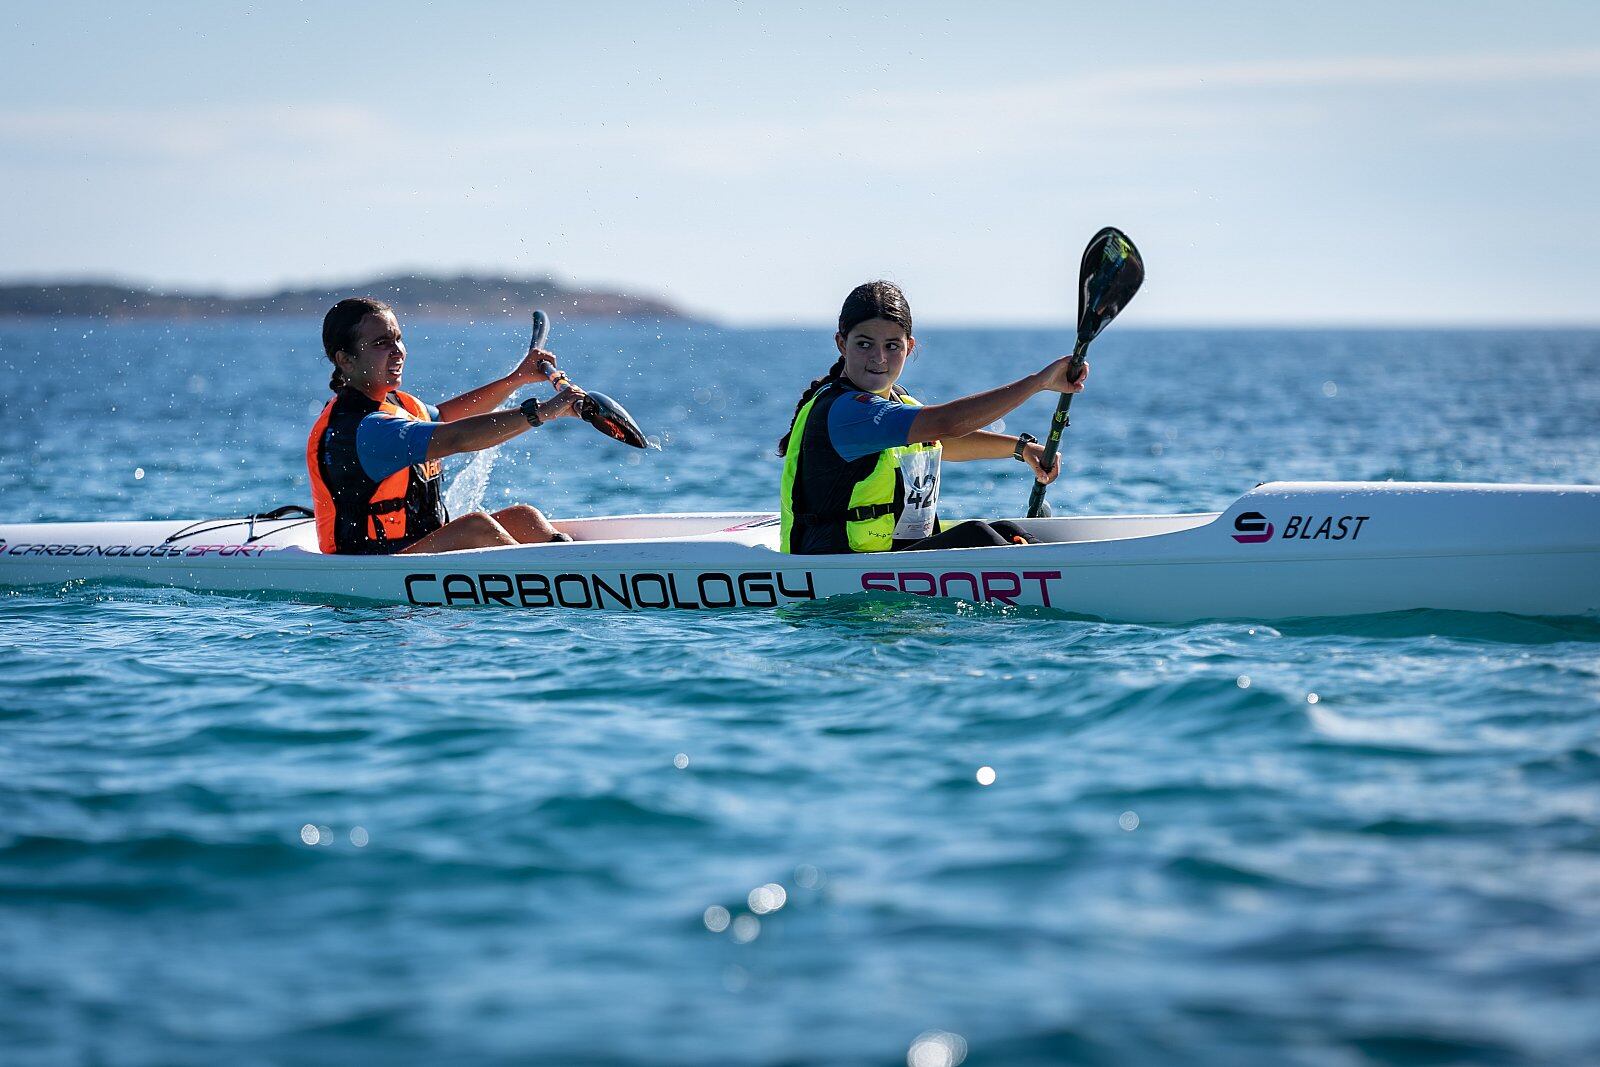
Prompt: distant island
<box><xmin>0</xmin><ymin>273</ymin><xmax>696</xmax><ymax>323</ymax></box>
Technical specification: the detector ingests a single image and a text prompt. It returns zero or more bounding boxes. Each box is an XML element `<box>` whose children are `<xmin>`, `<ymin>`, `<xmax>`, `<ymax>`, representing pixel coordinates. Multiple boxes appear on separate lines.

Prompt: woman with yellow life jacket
<box><xmin>307</xmin><ymin>297</ymin><xmax>585</xmax><ymax>555</ymax></box>
<box><xmin>778</xmin><ymin>281</ymin><xmax>1087</xmax><ymax>555</ymax></box>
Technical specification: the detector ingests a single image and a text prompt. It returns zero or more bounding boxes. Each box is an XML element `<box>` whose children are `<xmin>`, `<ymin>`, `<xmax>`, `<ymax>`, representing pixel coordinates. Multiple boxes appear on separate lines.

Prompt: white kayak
<box><xmin>2</xmin><ymin>481</ymin><xmax>1598</xmax><ymax>622</ymax></box>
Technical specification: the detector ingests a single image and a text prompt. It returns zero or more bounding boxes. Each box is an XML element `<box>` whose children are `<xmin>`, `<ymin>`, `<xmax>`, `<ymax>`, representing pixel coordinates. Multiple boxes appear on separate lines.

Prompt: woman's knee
<box><xmin>490</xmin><ymin>504</ymin><xmax>569</xmax><ymax>543</ymax></box>
<box><xmin>454</xmin><ymin>512</ymin><xmax>511</xmax><ymax>535</ymax></box>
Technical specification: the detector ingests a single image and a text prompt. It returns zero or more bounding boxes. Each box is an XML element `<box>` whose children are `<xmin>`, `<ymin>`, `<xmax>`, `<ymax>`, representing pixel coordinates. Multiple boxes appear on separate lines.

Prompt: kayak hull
<box><xmin>3</xmin><ymin>482</ymin><xmax>1598</xmax><ymax>622</ymax></box>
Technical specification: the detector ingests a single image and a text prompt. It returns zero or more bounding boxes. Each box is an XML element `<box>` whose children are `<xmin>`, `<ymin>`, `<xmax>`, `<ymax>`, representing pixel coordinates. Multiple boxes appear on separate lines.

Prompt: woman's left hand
<box><xmin>537</xmin><ymin>384</ymin><xmax>586</xmax><ymax>422</ymax></box>
<box><xmin>1024</xmin><ymin>443</ymin><xmax>1061</xmax><ymax>484</ymax></box>
<box><xmin>512</xmin><ymin>348</ymin><xmax>559</xmax><ymax>385</ymax></box>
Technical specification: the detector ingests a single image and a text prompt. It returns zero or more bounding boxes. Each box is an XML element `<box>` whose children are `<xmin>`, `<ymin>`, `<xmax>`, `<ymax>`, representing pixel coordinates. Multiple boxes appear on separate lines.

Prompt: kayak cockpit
<box><xmin>552</xmin><ymin>513</ymin><xmax>780</xmax><ymax>545</ymax></box>
<box><xmin>996</xmin><ymin>511</ymin><xmax>1219</xmax><ymax>545</ymax></box>
<box><xmin>290</xmin><ymin>510</ymin><xmax>1220</xmax><ymax>555</ymax></box>
<box><xmin>548</xmin><ymin>511</ymin><xmax>1220</xmax><ymax>552</ymax></box>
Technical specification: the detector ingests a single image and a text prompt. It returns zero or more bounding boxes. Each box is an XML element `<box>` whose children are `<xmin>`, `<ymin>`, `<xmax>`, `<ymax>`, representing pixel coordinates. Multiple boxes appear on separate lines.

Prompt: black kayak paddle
<box><xmin>528</xmin><ymin>309</ymin><xmax>649</xmax><ymax>449</ymax></box>
<box><xmin>1025</xmin><ymin>227</ymin><xmax>1144</xmax><ymax>518</ymax></box>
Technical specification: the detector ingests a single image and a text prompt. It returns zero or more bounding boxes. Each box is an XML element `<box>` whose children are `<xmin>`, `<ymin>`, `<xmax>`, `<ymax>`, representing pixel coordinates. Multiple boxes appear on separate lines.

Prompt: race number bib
<box><xmin>893</xmin><ymin>450</ymin><xmax>940</xmax><ymax>542</ymax></box>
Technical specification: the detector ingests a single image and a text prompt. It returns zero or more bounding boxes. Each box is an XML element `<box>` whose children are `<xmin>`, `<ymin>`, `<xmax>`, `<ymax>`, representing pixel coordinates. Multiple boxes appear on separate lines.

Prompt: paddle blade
<box><xmin>1077</xmin><ymin>227</ymin><xmax>1144</xmax><ymax>348</ymax></box>
<box><xmin>530</xmin><ymin>309</ymin><xmax>550</xmax><ymax>350</ymax></box>
<box><xmin>579</xmin><ymin>392</ymin><xmax>649</xmax><ymax>449</ymax></box>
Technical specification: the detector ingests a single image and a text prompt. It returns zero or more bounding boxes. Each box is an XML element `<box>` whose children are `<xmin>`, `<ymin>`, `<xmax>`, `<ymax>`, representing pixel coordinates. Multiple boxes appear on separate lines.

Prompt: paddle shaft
<box><xmin>536</xmin><ymin>360</ymin><xmax>573</xmax><ymax>391</ymax></box>
<box><xmin>1025</xmin><ymin>342</ymin><xmax>1088</xmax><ymax>518</ymax></box>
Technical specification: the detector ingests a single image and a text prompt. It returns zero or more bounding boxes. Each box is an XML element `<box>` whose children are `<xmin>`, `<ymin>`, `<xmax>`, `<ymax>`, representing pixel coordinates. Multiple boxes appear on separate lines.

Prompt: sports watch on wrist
<box><xmin>520</xmin><ymin>397</ymin><xmax>544</xmax><ymax>427</ymax></box>
<box><xmin>1013</xmin><ymin>433</ymin><xmax>1036</xmax><ymax>462</ymax></box>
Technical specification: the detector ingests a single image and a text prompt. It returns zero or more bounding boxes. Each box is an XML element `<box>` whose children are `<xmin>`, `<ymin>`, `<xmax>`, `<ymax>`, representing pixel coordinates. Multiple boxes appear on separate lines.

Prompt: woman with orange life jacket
<box><xmin>307</xmin><ymin>297</ymin><xmax>585</xmax><ymax>554</ymax></box>
<box><xmin>778</xmin><ymin>280</ymin><xmax>1088</xmax><ymax>555</ymax></box>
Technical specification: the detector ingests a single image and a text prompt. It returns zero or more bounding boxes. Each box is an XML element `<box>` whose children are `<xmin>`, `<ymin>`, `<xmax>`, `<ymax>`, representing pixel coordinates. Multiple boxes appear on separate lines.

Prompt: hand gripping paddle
<box><xmin>1025</xmin><ymin>227</ymin><xmax>1145</xmax><ymax>518</ymax></box>
<box><xmin>529</xmin><ymin>309</ymin><xmax>649</xmax><ymax>449</ymax></box>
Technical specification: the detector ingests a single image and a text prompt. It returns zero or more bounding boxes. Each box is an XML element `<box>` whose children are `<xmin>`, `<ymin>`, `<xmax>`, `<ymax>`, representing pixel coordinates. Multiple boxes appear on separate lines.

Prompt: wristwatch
<box><xmin>1013</xmin><ymin>433</ymin><xmax>1036</xmax><ymax>462</ymax></box>
<box><xmin>520</xmin><ymin>397</ymin><xmax>544</xmax><ymax>427</ymax></box>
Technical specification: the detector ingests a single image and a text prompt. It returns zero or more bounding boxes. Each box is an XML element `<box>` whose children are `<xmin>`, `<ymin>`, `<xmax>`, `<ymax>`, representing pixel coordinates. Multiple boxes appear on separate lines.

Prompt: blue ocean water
<box><xmin>1</xmin><ymin>319</ymin><xmax>1598</xmax><ymax>1067</ymax></box>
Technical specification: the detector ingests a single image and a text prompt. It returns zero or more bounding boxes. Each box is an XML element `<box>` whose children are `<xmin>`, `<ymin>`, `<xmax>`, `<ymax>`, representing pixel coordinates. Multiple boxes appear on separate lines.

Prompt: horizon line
<box><xmin>1</xmin><ymin>313</ymin><xmax>1597</xmax><ymax>332</ymax></box>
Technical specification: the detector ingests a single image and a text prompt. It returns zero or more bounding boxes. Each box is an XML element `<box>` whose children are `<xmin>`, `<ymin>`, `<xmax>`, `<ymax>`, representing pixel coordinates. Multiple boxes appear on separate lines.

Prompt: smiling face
<box><xmin>335</xmin><ymin>310</ymin><xmax>406</xmax><ymax>397</ymax></box>
<box><xmin>837</xmin><ymin>317</ymin><xmax>915</xmax><ymax>395</ymax></box>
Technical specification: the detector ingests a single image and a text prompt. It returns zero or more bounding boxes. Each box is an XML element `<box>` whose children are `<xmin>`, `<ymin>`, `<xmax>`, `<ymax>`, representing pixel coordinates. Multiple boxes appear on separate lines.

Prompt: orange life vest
<box><xmin>306</xmin><ymin>389</ymin><xmax>446</xmax><ymax>554</ymax></box>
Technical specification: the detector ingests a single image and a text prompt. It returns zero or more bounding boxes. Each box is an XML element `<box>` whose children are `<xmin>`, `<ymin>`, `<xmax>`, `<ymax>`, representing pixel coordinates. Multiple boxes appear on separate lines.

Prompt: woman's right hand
<box><xmin>511</xmin><ymin>348</ymin><xmax>561</xmax><ymax>387</ymax></box>
<box><xmin>1037</xmin><ymin>356</ymin><xmax>1089</xmax><ymax>395</ymax></box>
<box><xmin>537</xmin><ymin>385</ymin><xmax>586</xmax><ymax>422</ymax></box>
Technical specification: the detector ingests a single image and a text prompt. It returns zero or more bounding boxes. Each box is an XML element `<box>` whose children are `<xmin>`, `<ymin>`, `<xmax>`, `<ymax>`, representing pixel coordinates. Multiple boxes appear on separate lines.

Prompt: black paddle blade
<box><xmin>579</xmin><ymin>392</ymin><xmax>648</xmax><ymax>449</ymax></box>
<box><xmin>530</xmin><ymin>309</ymin><xmax>550</xmax><ymax>350</ymax></box>
<box><xmin>1077</xmin><ymin>227</ymin><xmax>1144</xmax><ymax>348</ymax></box>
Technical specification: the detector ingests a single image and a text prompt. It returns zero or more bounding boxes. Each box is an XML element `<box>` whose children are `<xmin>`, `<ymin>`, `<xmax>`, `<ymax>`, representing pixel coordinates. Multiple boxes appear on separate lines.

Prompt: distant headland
<box><xmin>0</xmin><ymin>273</ymin><xmax>697</xmax><ymax>323</ymax></box>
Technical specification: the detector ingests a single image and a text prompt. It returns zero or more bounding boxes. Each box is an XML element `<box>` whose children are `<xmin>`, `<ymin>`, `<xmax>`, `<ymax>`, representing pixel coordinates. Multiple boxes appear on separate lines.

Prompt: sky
<box><xmin>2</xmin><ymin>1</ymin><xmax>1597</xmax><ymax>326</ymax></box>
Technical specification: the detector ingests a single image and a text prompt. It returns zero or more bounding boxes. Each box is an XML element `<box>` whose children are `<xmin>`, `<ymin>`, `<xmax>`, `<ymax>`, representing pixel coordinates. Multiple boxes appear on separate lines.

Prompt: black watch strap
<box><xmin>520</xmin><ymin>397</ymin><xmax>543</xmax><ymax>427</ymax></box>
<box><xmin>1013</xmin><ymin>433</ymin><xmax>1036</xmax><ymax>462</ymax></box>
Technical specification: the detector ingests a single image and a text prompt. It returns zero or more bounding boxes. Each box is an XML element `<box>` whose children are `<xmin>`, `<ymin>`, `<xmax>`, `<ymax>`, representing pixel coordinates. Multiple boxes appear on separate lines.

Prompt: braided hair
<box><xmin>776</xmin><ymin>280</ymin><xmax>913</xmax><ymax>456</ymax></box>
<box><xmin>321</xmin><ymin>297</ymin><xmax>393</xmax><ymax>391</ymax></box>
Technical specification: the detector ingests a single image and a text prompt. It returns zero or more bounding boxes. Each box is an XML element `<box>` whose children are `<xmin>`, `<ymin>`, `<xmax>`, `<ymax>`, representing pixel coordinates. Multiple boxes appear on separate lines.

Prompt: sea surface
<box><xmin>1</xmin><ymin>319</ymin><xmax>1598</xmax><ymax>1067</ymax></box>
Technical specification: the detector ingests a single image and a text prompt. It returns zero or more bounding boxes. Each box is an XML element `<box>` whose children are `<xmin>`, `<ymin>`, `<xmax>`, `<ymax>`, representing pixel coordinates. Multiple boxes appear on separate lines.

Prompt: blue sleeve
<box><xmin>825</xmin><ymin>391</ymin><xmax>921</xmax><ymax>461</ymax></box>
<box><xmin>424</xmin><ymin>402</ymin><xmax>440</xmax><ymax>421</ymax></box>
<box><xmin>355</xmin><ymin>412</ymin><xmax>439</xmax><ymax>481</ymax></box>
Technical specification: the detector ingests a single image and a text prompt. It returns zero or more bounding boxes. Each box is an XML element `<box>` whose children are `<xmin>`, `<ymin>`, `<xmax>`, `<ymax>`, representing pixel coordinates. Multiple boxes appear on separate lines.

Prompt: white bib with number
<box><xmin>893</xmin><ymin>449</ymin><xmax>941</xmax><ymax>542</ymax></box>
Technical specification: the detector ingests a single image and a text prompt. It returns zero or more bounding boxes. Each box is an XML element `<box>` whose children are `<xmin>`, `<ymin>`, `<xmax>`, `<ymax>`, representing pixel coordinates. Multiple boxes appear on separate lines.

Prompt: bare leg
<box><xmin>491</xmin><ymin>505</ymin><xmax>568</xmax><ymax>544</ymax></box>
<box><xmin>400</xmin><ymin>512</ymin><xmax>517</xmax><ymax>553</ymax></box>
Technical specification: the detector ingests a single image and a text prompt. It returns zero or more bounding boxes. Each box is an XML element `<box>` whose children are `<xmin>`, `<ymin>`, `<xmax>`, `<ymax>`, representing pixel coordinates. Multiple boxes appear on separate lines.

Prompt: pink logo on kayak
<box><xmin>1231</xmin><ymin>511</ymin><xmax>1275</xmax><ymax>543</ymax></box>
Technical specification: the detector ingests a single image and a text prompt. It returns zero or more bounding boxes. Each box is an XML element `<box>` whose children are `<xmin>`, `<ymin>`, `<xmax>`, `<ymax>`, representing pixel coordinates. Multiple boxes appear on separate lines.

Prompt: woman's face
<box><xmin>336</xmin><ymin>311</ymin><xmax>406</xmax><ymax>395</ymax></box>
<box><xmin>837</xmin><ymin>318</ymin><xmax>915</xmax><ymax>395</ymax></box>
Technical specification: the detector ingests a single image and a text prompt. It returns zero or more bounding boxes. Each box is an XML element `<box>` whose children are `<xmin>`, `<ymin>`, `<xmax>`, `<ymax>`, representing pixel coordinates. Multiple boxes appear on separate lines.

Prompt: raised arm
<box><xmin>906</xmin><ymin>356</ymin><xmax>1088</xmax><ymax>442</ymax></box>
<box><xmin>426</xmin><ymin>388</ymin><xmax>581</xmax><ymax>461</ymax></box>
<box><xmin>436</xmin><ymin>347</ymin><xmax>559</xmax><ymax>422</ymax></box>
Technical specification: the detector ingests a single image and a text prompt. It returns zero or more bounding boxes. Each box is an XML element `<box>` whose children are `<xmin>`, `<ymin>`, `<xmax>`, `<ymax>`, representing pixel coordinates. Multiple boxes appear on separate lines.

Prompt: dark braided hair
<box><xmin>776</xmin><ymin>280</ymin><xmax>914</xmax><ymax>455</ymax></box>
<box><xmin>321</xmin><ymin>297</ymin><xmax>393</xmax><ymax>391</ymax></box>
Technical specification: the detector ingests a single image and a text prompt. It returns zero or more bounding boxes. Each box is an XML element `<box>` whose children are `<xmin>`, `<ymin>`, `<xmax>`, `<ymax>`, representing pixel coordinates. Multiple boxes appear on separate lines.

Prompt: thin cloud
<box><xmin>5</xmin><ymin>48</ymin><xmax>1591</xmax><ymax>181</ymax></box>
<box><xmin>549</xmin><ymin>47</ymin><xmax>1600</xmax><ymax>179</ymax></box>
<box><xmin>1122</xmin><ymin>47</ymin><xmax>1600</xmax><ymax>91</ymax></box>
<box><xmin>0</xmin><ymin>103</ymin><xmax>392</xmax><ymax>161</ymax></box>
